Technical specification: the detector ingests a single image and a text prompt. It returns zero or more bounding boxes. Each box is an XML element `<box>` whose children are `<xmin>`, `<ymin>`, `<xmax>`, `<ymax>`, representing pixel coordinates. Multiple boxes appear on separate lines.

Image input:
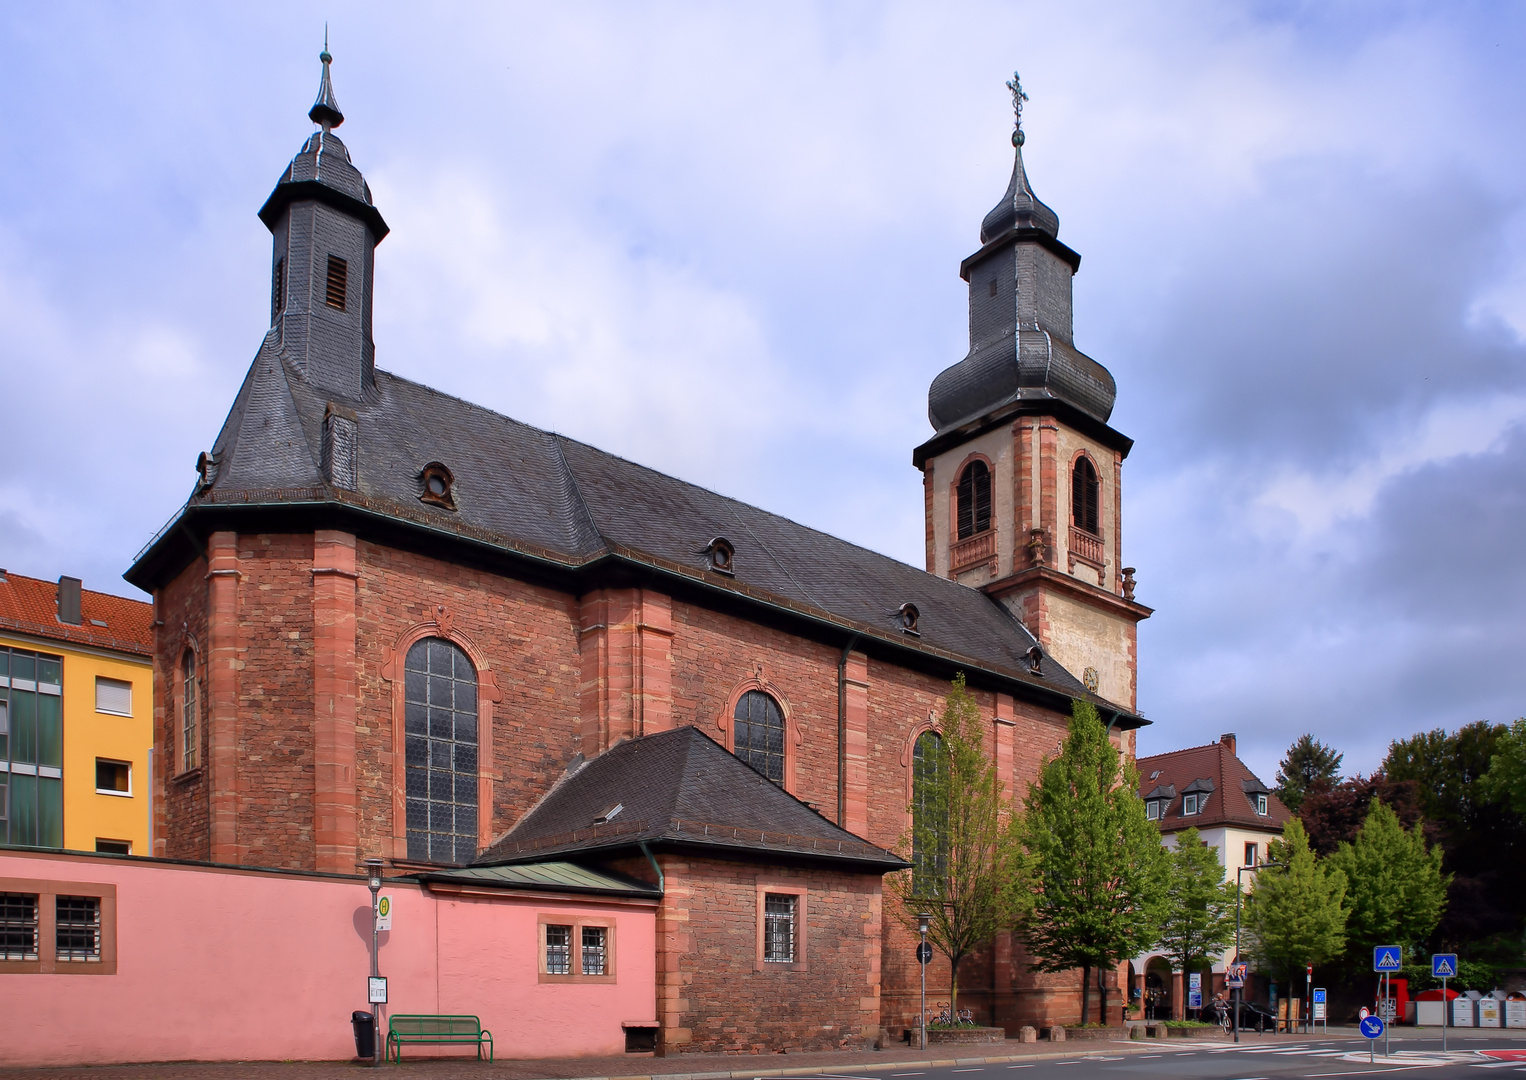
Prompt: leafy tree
<box><xmin>1019</xmin><ymin>700</ymin><xmax>1168</xmax><ymax>1026</ymax></box>
<box><xmin>1481</xmin><ymin>719</ymin><xmax>1526</xmax><ymax>816</ymax></box>
<box><xmin>1153</xmin><ymin>827</ymin><xmax>1238</xmax><ymax>1001</ymax></box>
<box><xmin>1327</xmin><ymin>800</ymin><xmax>1449</xmax><ymax>964</ymax></box>
<box><xmin>1299</xmin><ymin>774</ymin><xmax>1424</xmax><ymax>857</ymax></box>
<box><xmin>1274</xmin><ymin>735</ymin><xmax>1344</xmax><ymax>813</ymax></box>
<box><xmin>889</xmin><ymin>674</ymin><xmax>1024</xmax><ymax>1020</ymax></box>
<box><xmin>1244</xmin><ymin>818</ymin><xmax>1349</xmax><ymax>1000</ymax></box>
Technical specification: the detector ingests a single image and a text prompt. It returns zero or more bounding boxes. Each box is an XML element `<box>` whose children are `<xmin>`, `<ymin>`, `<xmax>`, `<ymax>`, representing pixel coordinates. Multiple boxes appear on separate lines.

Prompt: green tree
<box><xmin>1018</xmin><ymin>700</ymin><xmax>1167</xmax><ymax>1026</ymax></box>
<box><xmin>1244</xmin><ymin>818</ymin><xmax>1349</xmax><ymax>1000</ymax></box>
<box><xmin>1327</xmin><ymin>800</ymin><xmax>1449</xmax><ymax>962</ymax></box>
<box><xmin>889</xmin><ymin>674</ymin><xmax>1025</xmax><ymax>1020</ymax></box>
<box><xmin>1275</xmin><ymin>734</ymin><xmax>1344</xmax><ymax>813</ymax></box>
<box><xmin>1482</xmin><ymin>719</ymin><xmax>1526</xmax><ymax>816</ymax></box>
<box><xmin>1153</xmin><ymin>827</ymin><xmax>1238</xmax><ymax>1004</ymax></box>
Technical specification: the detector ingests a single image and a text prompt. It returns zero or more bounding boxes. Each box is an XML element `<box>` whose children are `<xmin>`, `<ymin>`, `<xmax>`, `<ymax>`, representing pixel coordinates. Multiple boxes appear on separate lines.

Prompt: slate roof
<box><xmin>0</xmin><ymin>571</ymin><xmax>152</xmax><ymax>657</ymax></box>
<box><xmin>476</xmin><ymin>725</ymin><xmax>909</xmax><ymax>871</ymax></box>
<box><xmin>1137</xmin><ymin>739</ymin><xmax>1290</xmax><ymax>834</ymax></box>
<box><xmin>129</xmin><ymin>333</ymin><xmax>1143</xmax><ymax>725</ymax></box>
<box><xmin>416</xmin><ymin>860</ymin><xmax>662</xmax><ymax>899</ymax></box>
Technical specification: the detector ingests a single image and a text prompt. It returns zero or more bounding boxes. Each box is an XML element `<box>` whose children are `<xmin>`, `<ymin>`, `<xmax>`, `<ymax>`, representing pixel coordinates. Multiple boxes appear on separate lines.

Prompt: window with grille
<box><xmin>1072</xmin><ymin>457</ymin><xmax>1100</xmax><ymax>535</ymax></box>
<box><xmin>95</xmin><ymin>677</ymin><xmax>131</xmax><ymax>717</ymax></box>
<box><xmin>912</xmin><ymin>731</ymin><xmax>948</xmax><ymax>897</ymax></box>
<box><xmin>0</xmin><ymin>647</ymin><xmax>64</xmax><ymax>848</ymax></box>
<box><xmin>582</xmin><ymin>926</ymin><xmax>607</xmax><ymax>975</ymax></box>
<box><xmin>271</xmin><ymin>256</ymin><xmax>286</xmax><ymax>320</ymax></box>
<box><xmin>0</xmin><ymin>893</ymin><xmax>38</xmax><ymax>961</ymax></box>
<box><xmin>55</xmin><ymin>896</ymin><xmax>100</xmax><ymax>962</ymax></box>
<box><xmin>325</xmin><ymin>255</ymin><xmax>348</xmax><ymax>310</ymax></box>
<box><xmin>733</xmin><ymin>690</ymin><xmax>784</xmax><ymax>784</ymax></box>
<box><xmin>180</xmin><ymin>651</ymin><xmax>199</xmax><ymax>773</ymax></box>
<box><xmin>545</xmin><ymin>924</ymin><xmax>571</xmax><ymax>974</ymax></box>
<box><xmin>763</xmin><ymin>894</ymin><xmax>796</xmax><ymax>963</ymax></box>
<box><xmin>956</xmin><ymin>460</ymin><xmax>992</xmax><ymax>540</ymax></box>
<box><xmin>404</xmin><ymin>638</ymin><xmax>478</xmax><ymax>864</ymax></box>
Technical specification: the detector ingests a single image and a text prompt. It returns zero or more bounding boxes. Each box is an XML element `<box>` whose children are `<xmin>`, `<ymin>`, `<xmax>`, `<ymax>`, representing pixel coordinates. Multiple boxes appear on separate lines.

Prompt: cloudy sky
<box><xmin>2</xmin><ymin>2</ymin><xmax>1523</xmax><ymax>783</ymax></box>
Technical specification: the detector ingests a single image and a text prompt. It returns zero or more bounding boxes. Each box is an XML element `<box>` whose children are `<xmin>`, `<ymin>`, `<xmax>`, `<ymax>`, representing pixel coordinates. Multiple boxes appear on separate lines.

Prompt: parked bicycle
<box><xmin>927</xmin><ymin>1004</ymin><xmax>977</xmax><ymax>1027</ymax></box>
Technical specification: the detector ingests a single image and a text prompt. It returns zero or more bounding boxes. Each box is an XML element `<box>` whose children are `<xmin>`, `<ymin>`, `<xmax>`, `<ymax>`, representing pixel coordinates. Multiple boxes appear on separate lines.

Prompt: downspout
<box><xmin>837</xmin><ymin>634</ymin><xmax>861</xmax><ymax>827</ymax></box>
<box><xmin>638</xmin><ymin>841</ymin><xmax>664</xmax><ymax>895</ymax></box>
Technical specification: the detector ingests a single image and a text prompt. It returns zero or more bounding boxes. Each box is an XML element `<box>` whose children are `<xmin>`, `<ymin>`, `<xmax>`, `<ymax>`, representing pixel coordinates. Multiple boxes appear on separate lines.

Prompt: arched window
<box><xmin>404</xmin><ymin>638</ymin><xmax>478</xmax><ymax>864</ymax></box>
<box><xmin>956</xmin><ymin>460</ymin><xmax>992</xmax><ymax>540</ymax></box>
<box><xmin>911</xmin><ymin>731</ymin><xmax>947</xmax><ymax>897</ymax></box>
<box><xmin>180</xmin><ymin>650</ymin><xmax>199</xmax><ymax>773</ymax></box>
<box><xmin>1072</xmin><ymin>456</ymin><xmax>1100</xmax><ymax>536</ymax></box>
<box><xmin>733</xmin><ymin>690</ymin><xmax>785</xmax><ymax>784</ymax></box>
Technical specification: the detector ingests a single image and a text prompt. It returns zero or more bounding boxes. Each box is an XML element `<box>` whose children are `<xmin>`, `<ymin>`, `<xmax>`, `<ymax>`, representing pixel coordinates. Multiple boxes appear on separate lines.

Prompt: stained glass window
<box><xmin>404</xmin><ymin>638</ymin><xmax>478</xmax><ymax>864</ymax></box>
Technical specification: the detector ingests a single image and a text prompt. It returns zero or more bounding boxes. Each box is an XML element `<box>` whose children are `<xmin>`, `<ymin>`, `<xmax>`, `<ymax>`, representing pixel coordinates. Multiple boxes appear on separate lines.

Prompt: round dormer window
<box><xmin>419</xmin><ymin>462</ymin><xmax>456</xmax><ymax>510</ymax></box>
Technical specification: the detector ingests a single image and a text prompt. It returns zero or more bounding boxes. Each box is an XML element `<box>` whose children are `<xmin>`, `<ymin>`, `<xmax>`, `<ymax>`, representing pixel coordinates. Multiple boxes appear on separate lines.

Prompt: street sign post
<box><xmin>1313</xmin><ymin>988</ymin><xmax>1327</xmax><ymax>1032</ymax></box>
<box><xmin>1374</xmin><ymin>946</ymin><xmax>1400</xmax><ymax>1058</ymax></box>
<box><xmin>1360</xmin><ymin>1014</ymin><xmax>1384</xmax><ymax>1063</ymax></box>
<box><xmin>1434</xmin><ymin>953</ymin><xmax>1458</xmax><ymax>1050</ymax></box>
<box><xmin>916</xmin><ymin>942</ymin><xmax>933</xmax><ymax>965</ymax></box>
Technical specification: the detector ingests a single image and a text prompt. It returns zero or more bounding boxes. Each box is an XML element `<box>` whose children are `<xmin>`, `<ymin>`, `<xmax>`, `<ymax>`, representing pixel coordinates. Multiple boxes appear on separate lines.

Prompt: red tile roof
<box><xmin>0</xmin><ymin>570</ymin><xmax>152</xmax><ymax>657</ymax></box>
<box><xmin>1137</xmin><ymin>737</ymin><xmax>1290</xmax><ymax>834</ymax></box>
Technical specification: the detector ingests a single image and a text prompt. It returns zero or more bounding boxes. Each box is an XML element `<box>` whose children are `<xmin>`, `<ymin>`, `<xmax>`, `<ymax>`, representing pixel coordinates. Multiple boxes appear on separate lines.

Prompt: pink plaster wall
<box><xmin>0</xmin><ymin>850</ymin><xmax>657</xmax><ymax>1067</ymax></box>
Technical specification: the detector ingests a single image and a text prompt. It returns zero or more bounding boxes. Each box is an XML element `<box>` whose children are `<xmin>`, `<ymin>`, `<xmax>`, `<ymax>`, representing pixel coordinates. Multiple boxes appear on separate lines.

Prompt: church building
<box><xmin>125</xmin><ymin>52</ymin><xmax>1151</xmax><ymax>1053</ymax></box>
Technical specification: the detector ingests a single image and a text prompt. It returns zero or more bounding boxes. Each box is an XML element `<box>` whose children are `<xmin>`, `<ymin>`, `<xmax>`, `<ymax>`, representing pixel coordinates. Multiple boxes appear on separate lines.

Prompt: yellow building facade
<box><xmin>0</xmin><ymin>570</ymin><xmax>153</xmax><ymax>854</ymax></box>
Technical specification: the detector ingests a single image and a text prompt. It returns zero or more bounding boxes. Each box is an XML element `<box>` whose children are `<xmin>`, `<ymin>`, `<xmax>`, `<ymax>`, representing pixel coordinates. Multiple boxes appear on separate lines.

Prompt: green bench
<box><xmin>385</xmin><ymin>1014</ymin><xmax>493</xmax><ymax>1062</ymax></box>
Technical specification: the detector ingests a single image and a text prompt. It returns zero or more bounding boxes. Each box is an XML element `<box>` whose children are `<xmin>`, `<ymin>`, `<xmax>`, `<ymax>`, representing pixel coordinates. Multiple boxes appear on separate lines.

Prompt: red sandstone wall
<box><xmin>155</xmin><ymin>554</ymin><xmax>210</xmax><ymax>861</ymax></box>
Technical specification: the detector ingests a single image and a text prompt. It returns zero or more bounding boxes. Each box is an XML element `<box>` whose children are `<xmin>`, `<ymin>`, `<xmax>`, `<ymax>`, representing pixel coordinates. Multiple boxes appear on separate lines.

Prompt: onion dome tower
<box><xmin>258</xmin><ymin>42</ymin><xmax>389</xmax><ymax>401</ymax></box>
<box><xmin>912</xmin><ymin>73</ymin><xmax>1150</xmax><ymax>714</ymax></box>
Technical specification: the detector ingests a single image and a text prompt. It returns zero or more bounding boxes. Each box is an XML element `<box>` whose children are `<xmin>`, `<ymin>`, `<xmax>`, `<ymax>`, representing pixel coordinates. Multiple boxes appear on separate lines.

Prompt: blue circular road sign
<box><xmin>1360</xmin><ymin>1015</ymin><xmax>1385</xmax><ymax>1039</ymax></box>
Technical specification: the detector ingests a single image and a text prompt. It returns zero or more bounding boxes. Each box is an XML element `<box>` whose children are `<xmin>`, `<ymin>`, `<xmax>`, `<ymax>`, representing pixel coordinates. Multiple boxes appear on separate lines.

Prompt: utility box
<box><xmin>1454</xmin><ymin>991</ymin><xmax>1481</xmax><ymax>1027</ymax></box>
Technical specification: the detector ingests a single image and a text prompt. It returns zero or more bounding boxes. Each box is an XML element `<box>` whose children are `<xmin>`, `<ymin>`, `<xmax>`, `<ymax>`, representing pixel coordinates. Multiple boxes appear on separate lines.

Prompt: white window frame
<box><xmin>93</xmin><ymin>677</ymin><xmax>132</xmax><ymax>717</ymax></box>
<box><xmin>1183</xmin><ymin>793</ymin><xmax>1198</xmax><ymax>815</ymax></box>
<box><xmin>1145</xmin><ymin>800</ymin><xmax>1159</xmax><ymax>821</ymax></box>
<box><xmin>94</xmin><ymin>758</ymin><xmax>132</xmax><ymax>798</ymax></box>
<box><xmin>1256</xmin><ymin>794</ymin><xmax>1268</xmax><ymax>816</ymax></box>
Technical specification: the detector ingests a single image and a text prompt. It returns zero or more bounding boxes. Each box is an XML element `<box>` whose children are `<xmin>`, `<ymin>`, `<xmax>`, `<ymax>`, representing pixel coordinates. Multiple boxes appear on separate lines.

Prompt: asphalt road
<box><xmin>786</xmin><ymin>1037</ymin><xmax>1526</xmax><ymax>1080</ymax></box>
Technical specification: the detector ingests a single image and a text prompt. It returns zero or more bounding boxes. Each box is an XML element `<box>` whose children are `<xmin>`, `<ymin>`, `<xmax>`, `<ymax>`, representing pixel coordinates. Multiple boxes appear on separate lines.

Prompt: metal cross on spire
<box><xmin>1006</xmin><ymin>70</ymin><xmax>1029</xmax><ymax>147</ymax></box>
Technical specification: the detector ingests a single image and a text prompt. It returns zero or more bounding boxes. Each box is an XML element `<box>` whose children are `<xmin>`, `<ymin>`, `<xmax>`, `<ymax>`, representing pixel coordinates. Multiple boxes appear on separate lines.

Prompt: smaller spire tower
<box><xmin>258</xmin><ymin>42</ymin><xmax>388</xmax><ymax>401</ymax></box>
<box><xmin>913</xmin><ymin>72</ymin><xmax>1150</xmax><ymax>713</ymax></box>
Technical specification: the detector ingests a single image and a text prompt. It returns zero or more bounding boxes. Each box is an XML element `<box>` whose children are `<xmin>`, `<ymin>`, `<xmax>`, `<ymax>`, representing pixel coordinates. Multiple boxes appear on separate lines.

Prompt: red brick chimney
<box><xmin>1220</xmin><ymin>732</ymin><xmax>1237</xmax><ymax>756</ymax></box>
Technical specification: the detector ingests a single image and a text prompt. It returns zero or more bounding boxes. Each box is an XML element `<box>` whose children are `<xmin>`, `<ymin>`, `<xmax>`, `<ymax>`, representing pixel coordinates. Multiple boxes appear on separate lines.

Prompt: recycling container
<box><xmin>1480</xmin><ymin>993</ymin><xmax>1502</xmax><ymax>1028</ymax></box>
<box><xmin>1454</xmin><ymin>992</ymin><xmax>1479</xmax><ymax>1027</ymax></box>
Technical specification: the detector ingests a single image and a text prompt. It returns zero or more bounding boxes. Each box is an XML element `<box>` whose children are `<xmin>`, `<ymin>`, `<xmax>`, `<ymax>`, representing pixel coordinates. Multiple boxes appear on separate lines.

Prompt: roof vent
<box><xmin>701</xmin><ymin>536</ymin><xmax>735</xmax><ymax>576</ymax></box>
<box><xmin>593</xmin><ymin>802</ymin><xmax>623</xmax><ymax>825</ymax></box>
<box><xmin>1025</xmin><ymin>644</ymin><xmax>1043</xmax><ymax>676</ymax></box>
<box><xmin>897</xmin><ymin>603</ymin><xmax>920</xmax><ymax>635</ymax></box>
<box><xmin>57</xmin><ymin>576</ymin><xmax>82</xmax><ymax>625</ymax></box>
<box><xmin>419</xmin><ymin>462</ymin><xmax>456</xmax><ymax>511</ymax></box>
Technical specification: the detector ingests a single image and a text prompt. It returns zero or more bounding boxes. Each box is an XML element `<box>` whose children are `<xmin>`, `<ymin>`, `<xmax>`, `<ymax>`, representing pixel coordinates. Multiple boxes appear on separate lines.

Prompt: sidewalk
<box><xmin>0</xmin><ymin>1029</ymin><xmax>1350</xmax><ymax>1080</ymax></box>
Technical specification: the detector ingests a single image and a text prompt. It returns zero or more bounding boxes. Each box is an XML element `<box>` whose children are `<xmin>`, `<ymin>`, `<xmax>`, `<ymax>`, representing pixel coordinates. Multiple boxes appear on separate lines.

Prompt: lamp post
<box><xmin>918</xmin><ymin>912</ymin><xmax>931</xmax><ymax>1051</ymax></box>
<box><xmin>1232</xmin><ymin>861</ymin><xmax>1284</xmax><ymax>1044</ymax></box>
<box><xmin>365</xmin><ymin>858</ymin><xmax>384</xmax><ymax>1066</ymax></box>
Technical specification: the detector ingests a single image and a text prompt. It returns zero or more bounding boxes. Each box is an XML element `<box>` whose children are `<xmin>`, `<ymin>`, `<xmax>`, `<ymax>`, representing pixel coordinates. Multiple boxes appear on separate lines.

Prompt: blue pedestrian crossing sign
<box><xmin>1360</xmin><ymin>1015</ymin><xmax>1385</xmax><ymax>1039</ymax></box>
<box><xmin>1373</xmin><ymin>946</ymin><xmax>1402</xmax><ymax>972</ymax></box>
<box><xmin>1432</xmin><ymin>953</ymin><xmax>1458</xmax><ymax>978</ymax></box>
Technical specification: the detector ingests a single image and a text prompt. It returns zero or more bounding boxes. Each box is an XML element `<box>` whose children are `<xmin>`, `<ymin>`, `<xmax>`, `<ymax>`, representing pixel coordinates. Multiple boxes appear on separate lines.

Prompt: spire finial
<box><xmin>1006</xmin><ymin>70</ymin><xmax>1028</xmax><ymax>148</ymax></box>
<box><xmin>309</xmin><ymin>31</ymin><xmax>344</xmax><ymax>132</ymax></box>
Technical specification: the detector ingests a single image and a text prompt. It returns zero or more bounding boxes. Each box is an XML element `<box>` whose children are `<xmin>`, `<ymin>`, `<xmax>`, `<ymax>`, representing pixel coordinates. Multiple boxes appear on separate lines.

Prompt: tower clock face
<box><xmin>1083</xmin><ymin>667</ymin><xmax>1100</xmax><ymax>692</ymax></box>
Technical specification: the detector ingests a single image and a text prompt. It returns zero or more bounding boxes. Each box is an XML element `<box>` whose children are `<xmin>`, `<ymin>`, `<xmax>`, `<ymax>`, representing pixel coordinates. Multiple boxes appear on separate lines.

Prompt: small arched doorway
<box><xmin>1144</xmin><ymin>956</ymin><xmax>1174</xmax><ymax>1021</ymax></box>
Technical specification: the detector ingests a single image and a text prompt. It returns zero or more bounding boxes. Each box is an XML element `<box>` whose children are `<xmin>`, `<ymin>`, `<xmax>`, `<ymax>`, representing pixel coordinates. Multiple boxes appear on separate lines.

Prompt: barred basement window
<box><xmin>956</xmin><ymin>460</ymin><xmax>992</xmax><ymax>540</ymax></box>
<box><xmin>582</xmin><ymin>926</ymin><xmax>607</xmax><ymax>976</ymax></box>
<box><xmin>0</xmin><ymin>893</ymin><xmax>38</xmax><ymax>960</ymax></box>
<box><xmin>1072</xmin><ymin>456</ymin><xmax>1100</xmax><ymax>536</ymax></box>
<box><xmin>732</xmin><ymin>690</ymin><xmax>784</xmax><ymax>784</ymax></box>
<box><xmin>545</xmin><ymin>924</ymin><xmax>571</xmax><ymax>975</ymax></box>
<box><xmin>763</xmin><ymin>894</ymin><xmax>796</xmax><ymax>963</ymax></box>
<box><xmin>55</xmin><ymin>896</ymin><xmax>100</xmax><ymax>962</ymax></box>
<box><xmin>325</xmin><ymin>255</ymin><xmax>348</xmax><ymax>311</ymax></box>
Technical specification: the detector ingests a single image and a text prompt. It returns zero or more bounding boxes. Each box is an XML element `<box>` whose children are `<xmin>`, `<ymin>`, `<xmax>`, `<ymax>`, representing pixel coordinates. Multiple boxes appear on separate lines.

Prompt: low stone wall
<box><xmin>927</xmin><ymin>1027</ymin><xmax>1006</xmax><ymax>1045</ymax></box>
<box><xmin>1062</xmin><ymin>1026</ymin><xmax>1125</xmax><ymax>1041</ymax></box>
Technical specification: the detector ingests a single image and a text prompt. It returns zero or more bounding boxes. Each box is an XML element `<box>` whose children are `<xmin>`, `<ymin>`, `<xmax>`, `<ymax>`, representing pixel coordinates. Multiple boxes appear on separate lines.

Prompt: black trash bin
<box><xmin>352</xmin><ymin>1010</ymin><xmax>376</xmax><ymax>1060</ymax></box>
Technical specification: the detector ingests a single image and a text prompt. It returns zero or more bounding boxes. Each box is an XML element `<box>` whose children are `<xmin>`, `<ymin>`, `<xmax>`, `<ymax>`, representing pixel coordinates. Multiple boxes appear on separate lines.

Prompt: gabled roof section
<box><xmin>1137</xmin><ymin>739</ymin><xmax>1290</xmax><ymax>834</ymax></box>
<box><xmin>0</xmin><ymin>571</ymin><xmax>152</xmax><ymax>656</ymax></box>
<box><xmin>476</xmin><ymin>725</ymin><xmax>908</xmax><ymax>871</ymax></box>
<box><xmin>129</xmin><ymin>355</ymin><xmax>1143</xmax><ymax>725</ymax></box>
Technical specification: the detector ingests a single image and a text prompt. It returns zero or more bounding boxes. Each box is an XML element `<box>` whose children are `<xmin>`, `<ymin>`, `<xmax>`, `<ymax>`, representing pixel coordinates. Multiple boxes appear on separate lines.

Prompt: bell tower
<box><xmin>913</xmin><ymin>74</ymin><xmax>1151</xmax><ymax>711</ymax></box>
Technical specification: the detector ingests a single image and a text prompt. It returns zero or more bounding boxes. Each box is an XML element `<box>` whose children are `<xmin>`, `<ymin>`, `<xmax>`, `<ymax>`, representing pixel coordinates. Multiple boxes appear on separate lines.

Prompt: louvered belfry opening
<box><xmin>271</xmin><ymin>256</ymin><xmax>285</xmax><ymax>321</ymax></box>
<box><xmin>1072</xmin><ymin>456</ymin><xmax>1100</xmax><ymax>535</ymax></box>
<box><xmin>324</xmin><ymin>255</ymin><xmax>348</xmax><ymax>311</ymax></box>
<box><xmin>956</xmin><ymin>460</ymin><xmax>992</xmax><ymax>541</ymax></box>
